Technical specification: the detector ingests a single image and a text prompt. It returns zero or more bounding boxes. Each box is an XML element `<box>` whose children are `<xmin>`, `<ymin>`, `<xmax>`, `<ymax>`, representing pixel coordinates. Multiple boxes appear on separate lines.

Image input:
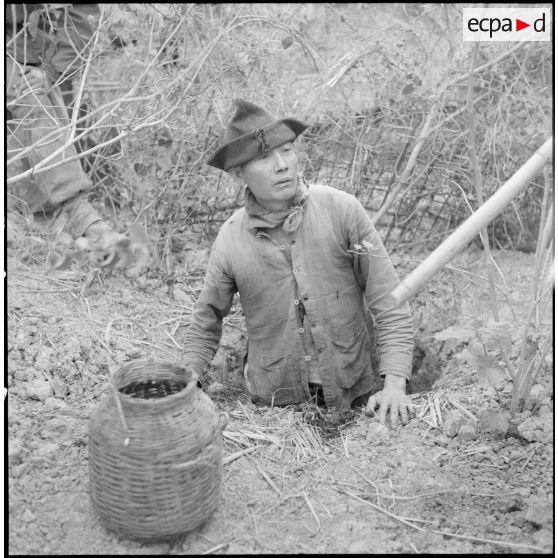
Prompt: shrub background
<box><xmin>70</xmin><ymin>3</ymin><xmax>552</xmax><ymax>257</ymax></box>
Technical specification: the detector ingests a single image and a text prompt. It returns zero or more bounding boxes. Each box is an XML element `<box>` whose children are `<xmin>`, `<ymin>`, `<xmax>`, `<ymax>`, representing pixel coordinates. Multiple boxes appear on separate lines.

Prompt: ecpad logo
<box><xmin>468</xmin><ymin>14</ymin><xmax>545</xmax><ymax>37</ymax></box>
<box><xmin>463</xmin><ymin>7</ymin><xmax>551</xmax><ymax>42</ymax></box>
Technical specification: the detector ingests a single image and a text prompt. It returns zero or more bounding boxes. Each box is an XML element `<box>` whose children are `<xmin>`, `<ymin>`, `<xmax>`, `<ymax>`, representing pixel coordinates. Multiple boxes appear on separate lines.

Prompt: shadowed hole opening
<box><xmin>407</xmin><ymin>341</ymin><xmax>444</xmax><ymax>395</ymax></box>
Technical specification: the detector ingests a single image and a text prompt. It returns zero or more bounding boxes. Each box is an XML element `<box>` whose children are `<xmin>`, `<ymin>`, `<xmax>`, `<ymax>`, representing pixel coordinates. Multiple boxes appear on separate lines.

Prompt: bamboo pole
<box><xmin>388</xmin><ymin>136</ymin><xmax>554</xmax><ymax>307</ymax></box>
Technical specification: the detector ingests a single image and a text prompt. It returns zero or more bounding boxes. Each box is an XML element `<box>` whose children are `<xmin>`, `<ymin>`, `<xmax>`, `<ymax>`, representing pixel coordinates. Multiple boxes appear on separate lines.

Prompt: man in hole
<box><xmin>183</xmin><ymin>100</ymin><xmax>414</xmax><ymax>426</ymax></box>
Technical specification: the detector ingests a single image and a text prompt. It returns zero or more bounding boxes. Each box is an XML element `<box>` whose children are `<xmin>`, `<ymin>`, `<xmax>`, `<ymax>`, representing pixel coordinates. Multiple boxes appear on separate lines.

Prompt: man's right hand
<box><xmin>365</xmin><ymin>374</ymin><xmax>414</xmax><ymax>427</ymax></box>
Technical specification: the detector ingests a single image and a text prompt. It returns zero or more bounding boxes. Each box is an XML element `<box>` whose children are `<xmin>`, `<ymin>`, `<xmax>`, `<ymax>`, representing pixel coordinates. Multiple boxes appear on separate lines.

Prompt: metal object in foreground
<box><xmin>389</xmin><ymin>136</ymin><xmax>553</xmax><ymax>308</ymax></box>
<box><xmin>88</xmin><ymin>360</ymin><xmax>228</xmax><ymax>542</ymax></box>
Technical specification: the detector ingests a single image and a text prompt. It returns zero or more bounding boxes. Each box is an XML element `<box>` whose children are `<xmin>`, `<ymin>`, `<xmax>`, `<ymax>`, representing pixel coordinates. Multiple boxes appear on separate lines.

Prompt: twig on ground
<box><xmin>133</xmin><ymin>339</ymin><xmax>181</xmax><ymax>360</ymax></box>
<box><xmin>431</xmin><ymin>529</ymin><xmax>544</xmax><ymax>552</ymax></box>
<box><xmin>223</xmin><ymin>446</ymin><xmax>257</xmax><ymax>465</ymax></box>
<box><xmin>93</xmin><ymin>332</ymin><xmax>114</xmax><ymax>358</ymax></box>
<box><xmin>170</xmin><ymin>317</ymin><xmax>183</xmax><ymax>336</ymax></box>
<box><xmin>11</xmin><ymin>287</ymin><xmax>77</xmax><ymax>294</ymax></box>
<box><xmin>201</xmin><ymin>541</ymin><xmax>234</xmax><ymax>555</ymax></box>
<box><xmin>397</xmin><ymin>516</ymin><xmax>437</xmax><ymax>525</ymax></box>
<box><xmin>164</xmin><ymin>329</ymin><xmax>181</xmax><ymax>349</ymax></box>
<box><xmin>251</xmin><ymin>510</ymin><xmax>261</xmax><ymax>548</ymax></box>
<box><xmin>428</xmin><ymin>393</ymin><xmax>439</xmax><ymax>428</ymax></box>
<box><xmin>337</xmin><ymin>481</ymin><xmax>512</xmax><ymax>501</ymax></box>
<box><xmin>461</xmin><ymin>445</ymin><xmax>493</xmax><ymax>457</ymax></box>
<box><xmin>519</xmin><ymin>447</ymin><xmax>537</xmax><ymax>472</ymax></box>
<box><xmin>340</xmin><ymin>430</ymin><xmax>350</xmax><ymax>457</ymax></box>
<box><xmin>338</xmin><ymin>488</ymin><xmax>425</xmax><ymax>532</ymax></box>
<box><xmin>259</xmin><ymin>492</ymin><xmax>303</xmax><ymax>518</ymax></box>
<box><xmin>302</xmin><ymin>491</ymin><xmax>321</xmax><ymax>536</ymax></box>
<box><xmin>448</xmin><ymin>398</ymin><xmax>477</xmax><ymax>422</ymax></box>
<box><xmin>82</xmin><ymin>297</ymin><xmax>93</xmax><ymax>321</ymax></box>
<box><xmin>223</xmin><ymin>428</ymin><xmax>280</xmax><ymax>447</ymax></box>
<box><xmin>433</xmin><ymin>394</ymin><xmax>443</xmax><ymax>425</ymax></box>
<box><xmin>349</xmin><ymin>464</ymin><xmax>381</xmax><ymax>495</ymax></box>
<box><xmin>317</xmin><ymin>498</ymin><xmax>332</xmax><ymax>519</ymax></box>
<box><xmin>222</xmin><ymin>407</ymin><xmax>282</xmax><ymax>449</ymax></box>
<box><xmin>387</xmin><ymin>478</ymin><xmax>396</xmax><ymax>509</ymax></box>
<box><xmin>248</xmin><ymin>455</ymin><xmax>282</xmax><ymax>497</ymax></box>
<box><xmin>157</xmin><ymin>316</ymin><xmax>184</xmax><ymax>326</ymax></box>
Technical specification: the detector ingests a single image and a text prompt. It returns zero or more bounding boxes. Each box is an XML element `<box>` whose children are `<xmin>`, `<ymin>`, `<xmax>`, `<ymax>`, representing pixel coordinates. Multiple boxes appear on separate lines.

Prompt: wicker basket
<box><xmin>88</xmin><ymin>360</ymin><xmax>227</xmax><ymax>542</ymax></box>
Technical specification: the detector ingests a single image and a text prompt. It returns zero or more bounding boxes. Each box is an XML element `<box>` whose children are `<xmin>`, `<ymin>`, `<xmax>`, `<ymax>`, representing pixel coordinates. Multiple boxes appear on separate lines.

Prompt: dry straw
<box><xmin>88</xmin><ymin>360</ymin><xmax>228</xmax><ymax>542</ymax></box>
<box><xmin>221</xmin><ymin>398</ymin><xmax>356</xmax><ymax>464</ymax></box>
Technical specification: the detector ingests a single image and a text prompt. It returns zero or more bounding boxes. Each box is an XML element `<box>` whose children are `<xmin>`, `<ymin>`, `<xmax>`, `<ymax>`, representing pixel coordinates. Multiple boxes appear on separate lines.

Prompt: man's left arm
<box><xmin>346</xmin><ymin>195</ymin><xmax>415</xmax><ymax>426</ymax></box>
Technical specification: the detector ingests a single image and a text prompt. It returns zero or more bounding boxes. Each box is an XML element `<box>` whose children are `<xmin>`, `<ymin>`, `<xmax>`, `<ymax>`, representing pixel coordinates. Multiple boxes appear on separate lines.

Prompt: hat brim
<box><xmin>207</xmin><ymin>118</ymin><xmax>308</xmax><ymax>170</ymax></box>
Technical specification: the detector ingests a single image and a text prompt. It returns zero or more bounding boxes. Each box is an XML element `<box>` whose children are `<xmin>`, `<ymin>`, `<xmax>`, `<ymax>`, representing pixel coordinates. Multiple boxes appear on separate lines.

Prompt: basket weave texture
<box><xmin>88</xmin><ymin>360</ymin><xmax>227</xmax><ymax>542</ymax></box>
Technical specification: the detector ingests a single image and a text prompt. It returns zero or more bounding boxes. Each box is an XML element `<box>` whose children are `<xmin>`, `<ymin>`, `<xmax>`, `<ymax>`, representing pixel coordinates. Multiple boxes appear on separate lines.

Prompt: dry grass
<box><xmin>212</xmin><ymin>381</ymin><xmax>486</xmax><ymax>468</ymax></box>
<box><xmin>216</xmin><ymin>392</ymin><xmax>360</xmax><ymax>465</ymax></box>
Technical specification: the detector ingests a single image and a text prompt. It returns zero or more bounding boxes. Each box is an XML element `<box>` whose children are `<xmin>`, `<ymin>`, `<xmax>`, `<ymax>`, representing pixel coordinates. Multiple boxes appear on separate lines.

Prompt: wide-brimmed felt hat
<box><xmin>207</xmin><ymin>99</ymin><xmax>308</xmax><ymax>171</ymax></box>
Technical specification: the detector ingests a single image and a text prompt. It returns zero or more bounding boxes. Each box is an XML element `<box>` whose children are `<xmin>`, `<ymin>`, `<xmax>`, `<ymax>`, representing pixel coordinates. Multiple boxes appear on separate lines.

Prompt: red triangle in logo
<box><xmin>516</xmin><ymin>18</ymin><xmax>530</xmax><ymax>31</ymax></box>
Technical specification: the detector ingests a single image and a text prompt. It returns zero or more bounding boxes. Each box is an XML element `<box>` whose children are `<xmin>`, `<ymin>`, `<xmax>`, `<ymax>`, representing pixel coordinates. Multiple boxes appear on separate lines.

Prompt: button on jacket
<box><xmin>183</xmin><ymin>184</ymin><xmax>414</xmax><ymax>409</ymax></box>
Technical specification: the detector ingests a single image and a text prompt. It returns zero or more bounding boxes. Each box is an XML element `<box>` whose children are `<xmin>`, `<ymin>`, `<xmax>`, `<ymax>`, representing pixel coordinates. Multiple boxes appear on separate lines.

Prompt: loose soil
<box><xmin>7</xmin><ymin>221</ymin><xmax>554</xmax><ymax>555</ymax></box>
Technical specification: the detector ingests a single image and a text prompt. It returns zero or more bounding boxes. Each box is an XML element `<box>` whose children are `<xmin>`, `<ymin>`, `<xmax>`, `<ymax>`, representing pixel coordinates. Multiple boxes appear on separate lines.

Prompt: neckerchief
<box><xmin>245</xmin><ymin>174</ymin><xmax>309</xmax><ymax>233</ymax></box>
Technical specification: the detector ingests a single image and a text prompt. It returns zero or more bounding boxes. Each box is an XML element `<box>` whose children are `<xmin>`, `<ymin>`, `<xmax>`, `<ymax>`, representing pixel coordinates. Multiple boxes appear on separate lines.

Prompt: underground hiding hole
<box><xmin>407</xmin><ymin>339</ymin><xmax>444</xmax><ymax>394</ymax></box>
<box><xmin>299</xmin><ymin>407</ymin><xmax>359</xmax><ymax>440</ymax></box>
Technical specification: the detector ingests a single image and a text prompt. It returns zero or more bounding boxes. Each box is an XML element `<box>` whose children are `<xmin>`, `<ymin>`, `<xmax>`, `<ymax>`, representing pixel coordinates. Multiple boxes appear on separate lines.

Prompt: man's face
<box><xmin>236</xmin><ymin>142</ymin><xmax>299</xmax><ymax>211</ymax></box>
